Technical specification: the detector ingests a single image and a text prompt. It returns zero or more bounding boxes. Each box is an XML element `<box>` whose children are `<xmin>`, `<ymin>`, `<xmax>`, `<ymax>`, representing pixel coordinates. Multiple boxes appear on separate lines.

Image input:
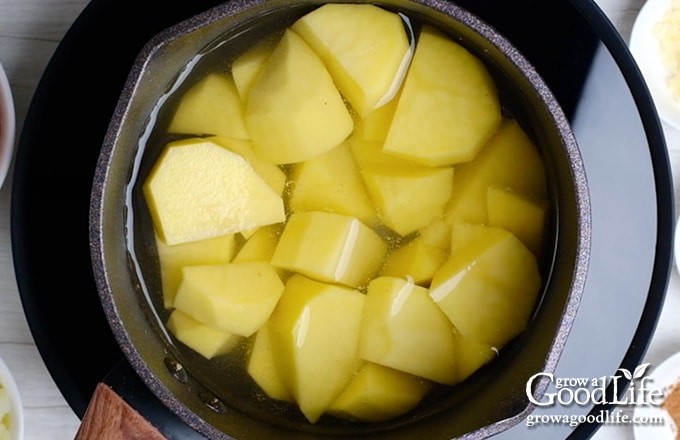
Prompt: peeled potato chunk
<box><xmin>351</xmin><ymin>94</ymin><xmax>399</xmax><ymax>144</ymax></box>
<box><xmin>155</xmin><ymin>233</ymin><xmax>236</xmax><ymax>308</ymax></box>
<box><xmin>418</xmin><ymin>216</ymin><xmax>451</xmax><ymax>252</ymax></box>
<box><xmin>486</xmin><ymin>184</ymin><xmax>547</xmax><ymax>257</ymax></box>
<box><xmin>247</xmin><ymin>321</ymin><xmax>294</xmax><ymax>403</ymax></box>
<box><xmin>232</xmin><ymin>224</ymin><xmax>281</xmax><ymax>263</ymax></box>
<box><xmin>168</xmin><ymin>73</ymin><xmax>249</xmax><ymax>139</ymax></box>
<box><xmin>453</xmin><ymin>332</ymin><xmax>497</xmax><ymax>382</ymax></box>
<box><xmin>268</xmin><ymin>275</ymin><xmax>365</xmax><ymax>423</ymax></box>
<box><xmin>381</xmin><ymin>236</ymin><xmax>448</xmax><ymax>285</ymax></box>
<box><xmin>429</xmin><ymin>225</ymin><xmax>542</xmax><ymax>348</ymax></box>
<box><xmin>349</xmin><ymin>139</ymin><xmax>421</xmax><ymax>175</ymax></box>
<box><xmin>245</xmin><ymin>29</ymin><xmax>353</xmax><ymax>164</ymax></box>
<box><xmin>449</xmin><ymin>221</ymin><xmax>488</xmax><ymax>254</ymax></box>
<box><xmin>143</xmin><ymin>138</ymin><xmax>285</xmax><ymax>245</ymax></box>
<box><xmin>349</xmin><ymin>101</ymin><xmax>429</xmax><ymax>175</ymax></box>
<box><xmin>444</xmin><ymin>118</ymin><xmax>547</xmax><ymax>224</ymax></box>
<box><xmin>347</xmin><ymin>97</ymin><xmax>422</xmax><ymax>174</ymax></box>
<box><xmin>289</xmin><ymin>142</ymin><xmax>378</xmax><ymax>227</ymax></box>
<box><xmin>292</xmin><ymin>3</ymin><xmax>412</xmax><ymax>116</ymax></box>
<box><xmin>362</xmin><ymin>165</ymin><xmax>453</xmax><ymax>236</ymax></box>
<box><xmin>383</xmin><ymin>26</ymin><xmax>501</xmax><ymax>166</ymax></box>
<box><xmin>271</xmin><ymin>211</ymin><xmax>387</xmax><ymax>288</ymax></box>
<box><xmin>173</xmin><ymin>261</ymin><xmax>285</xmax><ymax>337</ymax></box>
<box><xmin>209</xmin><ymin>136</ymin><xmax>286</xmax><ymax>196</ymax></box>
<box><xmin>329</xmin><ymin>362</ymin><xmax>431</xmax><ymax>422</ymax></box>
<box><xmin>359</xmin><ymin>276</ymin><xmax>458</xmax><ymax>385</ymax></box>
<box><xmin>167</xmin><ymin>309</ymin><xmax>240</xmax><ymax>359</ymax></box>
<box><xmin>232</xmin><ymin>38</ymin><xmax>276</xmax><ymax>101</ymax></box>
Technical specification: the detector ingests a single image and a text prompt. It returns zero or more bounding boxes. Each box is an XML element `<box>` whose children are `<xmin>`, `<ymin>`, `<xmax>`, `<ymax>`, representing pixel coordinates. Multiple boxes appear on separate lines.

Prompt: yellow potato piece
<box><xmin>486</xmin><ymin>184</ymin><xmax>548</xmax><ymax>257</ymax></box>
<box><xmin>347</xmin><ymin>97</ymin><xmax>423</xmax><ymax>174</ymax></box>
<box><xmin>449</xmin><ymin>221</ymin><xmax>487</xmax><ymax>254</ymax></box>
<box><xmin>247</xmin><ymin>321</ymin><xmax>293</xmax><ymax>403</ymax></box>
<box><xmin>349</xmin><ymin>139</ymin><xmax>422</xmax><ymax>175</ymax></box>
<box><xmin>143</xmin><ymin>138</ymin><xmax>285</xmax><ymax>245</ymax></box>
<box><xmin>329</xmin><ymin>362</ymin><xmax>431</xmax><ymax>422</ymax></box>
<box><xmin>209</xmin><ymin>136</ymin><xmax>286</xmax><ymax>195</ymax></box>
<box><xmin>418</xmin><ymin>216</ymin><xmax>451</xmax><ymax>252</ymax></box>
<box><xmin>359</xmin><ymin>276</ymin><xmax>458</xmax><ymax>385</ymax></box>
<box><xmin>232</xmin><ymin>224</ymin><xmax>281</xmax><ymax>263</ymax></box>
<box><xmin>271</xmin><ymin>211</ymin><xmax>387</xmax><ymax>288</ymax></box>
<box><xmin>245</xmin><ymin>29</ymin><xmax>353</xmax><ymax>164</ymax></box>
<box><xmin>289</xmin><ymin>142</ymin><xmax>378</xmax><ymax>227</ymax></box>
<box><xmin>381</xmin><ymin>236</ymin><xmax>448</xmax><ymax>286</ymax></box>
<box><xmin>292</xmin><ymin>3</ymin><xmax>412</xmax><ymax>117</ymax></box>
<box><xmin>168</xmin><ymin>73</ymin><xmax>249</xmax><ymax>139</ymax></box>
<box><xmin>268</xmin><ymin>275</ymin><xmax>365</xmax><ymax>423</ymax></box>
<box><xmin>173</xmin><ymin>261</ymin><xmax>284</xmax><ymax>337</ymax></box>
<box><xmin>232</xmin><ymin>38</ymin><xmax>276</xmax><ymax>101</ymax></box>
<box><xmin>453</xmin><ymin>332</ymin><xmax>497</xmax><ymax>382</ymax></box>
<box><xmin>166</xmin><ymin>309</ymin><xmax>240</xmax><ymax>359</ymax></box>
<box><xmin>351</xmin><ymin>94</ymin><xmax>399</xmax><ymax>144</ymax></box>
<box><xmin>383</xmin><ymin>26</ymin><xmax>501</xmax><ymax>166</ymax></box>
<box><xmin>155</xmin><ymin>233</ymin><xmax>236</xmax><ymax>308</ymax></box>
<box><xmin>239</xmin><ymin>226</ymin><xmax>259</xmax><ymax>240</ymax></box>
<box><xmin>444</xmin><ymin>118</ymin><xmax>548</xmax><ymax>224</ymax></box>
<box><xmin>362</xmin><ymin>165</ymin><xmax>454</xmax><ymax>236</ymax></box>
<box><xmin>429</xmin><ymin>225</ymin><xmax>542</xmax><ymax>347</ymax></box>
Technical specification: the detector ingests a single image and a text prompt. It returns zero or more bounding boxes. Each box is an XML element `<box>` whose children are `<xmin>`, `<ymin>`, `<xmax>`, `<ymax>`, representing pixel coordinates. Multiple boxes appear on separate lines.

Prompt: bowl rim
<box><xmin>629</xmin><ymin>0</ymin><xmax>680</xmax><ymax>129</ymax></box>
<box><xmin>0</xmin><ymin>62</ymin><xmax>16</xmax><ymax>190</ymax></box>
<box><xmin>0</xmin><ymin>356</ymin><xmax>24</xmax><ymax>440</ymax></box>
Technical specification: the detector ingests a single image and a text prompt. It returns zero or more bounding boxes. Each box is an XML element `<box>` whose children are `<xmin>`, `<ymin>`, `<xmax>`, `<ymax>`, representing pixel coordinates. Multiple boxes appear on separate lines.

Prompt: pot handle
<box><xmin>75</xmin><ymin>382</ymin><xmax>167</xmax><ymax>439</ymax></box>
<box><xmin>74</xmin><ymin>359</ymin><xmax>208</xmax><ymax>439</ymax></box>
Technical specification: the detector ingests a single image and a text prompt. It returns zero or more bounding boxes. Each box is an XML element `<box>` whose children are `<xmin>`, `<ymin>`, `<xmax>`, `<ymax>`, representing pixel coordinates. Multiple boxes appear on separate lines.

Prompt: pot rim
<box><xmin>90</xmin><ymin>1</ymin><xmax>591</xmax><ymax>438</ymax></box>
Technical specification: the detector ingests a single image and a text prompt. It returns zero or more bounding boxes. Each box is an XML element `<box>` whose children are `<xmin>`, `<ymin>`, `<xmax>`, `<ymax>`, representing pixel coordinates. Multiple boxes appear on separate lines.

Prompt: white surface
<box><xmin>0</xmin><ymin>2</ymin><xmax>90</xmax><ymax>439</ymax></box>
<box><xmin>0</xmin><ymin>63</ymin><xmax>14</xmax><ymax>191</ymax></box>
<box><xmin>0</xmin><ymin>0</ymin><xmax>675</xmax><ymax>439</ymax></box>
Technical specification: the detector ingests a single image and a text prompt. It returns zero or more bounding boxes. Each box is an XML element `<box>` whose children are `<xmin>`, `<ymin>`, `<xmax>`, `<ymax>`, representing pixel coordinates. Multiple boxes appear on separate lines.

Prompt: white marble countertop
<box><xmin>1</xmin><ymin>0</ymin><xmax>678</xmax><ymax>439</ymax></box>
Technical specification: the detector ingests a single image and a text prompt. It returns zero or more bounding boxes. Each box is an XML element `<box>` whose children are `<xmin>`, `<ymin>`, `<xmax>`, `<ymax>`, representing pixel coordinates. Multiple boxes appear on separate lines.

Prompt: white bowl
<box><xmin>0</xmin><ymin>357</ymin><xmax>23</xmax><ymax>440</ymax></box>
<box><xmin>675</xmin><ymin>217</ymin><xmax>680</xmax><ymax>274</ymax></box>
<box><xmin>0</xmin><ymin>62</ymin><xmax>15</xmax><ymax>189</ymax></box>
<box><xmin>633</xmin><ymin>351</ymin><xmax>680</xmax><ymax>439</ymax></box>
<box><xmin>629</xmin><ymin>0</ymin><xmax>680</xmax><ymax>129</ymax></box>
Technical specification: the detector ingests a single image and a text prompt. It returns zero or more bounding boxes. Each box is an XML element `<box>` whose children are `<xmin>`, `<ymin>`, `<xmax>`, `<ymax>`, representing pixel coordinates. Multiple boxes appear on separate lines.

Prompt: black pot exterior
<box><xmin>90</xmin><ymin>1</ymin><xmax>591</xmax><ymax>438</ymax></box>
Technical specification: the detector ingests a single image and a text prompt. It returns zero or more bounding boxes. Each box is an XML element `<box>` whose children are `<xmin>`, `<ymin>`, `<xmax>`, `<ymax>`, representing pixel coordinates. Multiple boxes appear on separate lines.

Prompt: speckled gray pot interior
<box><xmin>89</xmin><ymin>0</ymin><xmax>591</xmax><ymax>439</ymax></box>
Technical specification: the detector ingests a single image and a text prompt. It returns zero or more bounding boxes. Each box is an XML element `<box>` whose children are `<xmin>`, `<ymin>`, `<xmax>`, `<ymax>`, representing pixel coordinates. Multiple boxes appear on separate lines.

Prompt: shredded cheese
<box><xmin>655</xmin><ymin>0</ymin><xmax>680</xmax><ymax>101</ymax></box>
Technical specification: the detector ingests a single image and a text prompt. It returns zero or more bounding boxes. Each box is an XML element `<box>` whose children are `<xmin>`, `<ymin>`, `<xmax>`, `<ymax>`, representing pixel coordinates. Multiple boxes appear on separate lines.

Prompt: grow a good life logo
<box><xmin>525</xmin><ymin>364</ymin><xmax>667</xmax><ymax>428</ymax></box>
<box><xmin>526</xmin><ymin>364</ymin><xmax>663</xmax><ymax>407</ymax></box>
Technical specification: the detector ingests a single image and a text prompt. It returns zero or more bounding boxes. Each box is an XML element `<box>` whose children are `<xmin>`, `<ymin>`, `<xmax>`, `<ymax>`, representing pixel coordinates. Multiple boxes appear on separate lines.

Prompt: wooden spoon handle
<box><xmin>75</xmin><ymin>382</ymin><xmax>167</xmax><ymax>440</ymax></box>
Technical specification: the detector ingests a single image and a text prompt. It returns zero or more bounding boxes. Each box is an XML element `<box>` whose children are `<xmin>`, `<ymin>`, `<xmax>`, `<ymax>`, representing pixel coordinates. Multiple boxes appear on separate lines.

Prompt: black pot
<box><xmin>89</xmin><ymin>1</ymin><xmax>590</xmax><ymax>438</ymax></box>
